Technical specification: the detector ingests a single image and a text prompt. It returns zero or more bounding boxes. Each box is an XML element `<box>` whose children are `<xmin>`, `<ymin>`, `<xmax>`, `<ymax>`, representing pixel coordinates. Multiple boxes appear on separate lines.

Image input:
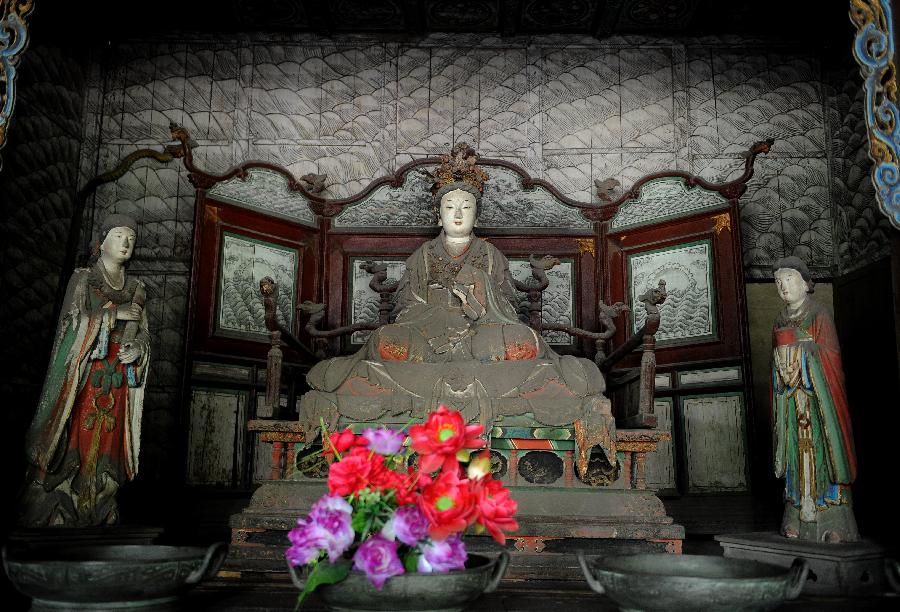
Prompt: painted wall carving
<box><xmin>0</xmin><ymin>45</ymin><xmax>89</xmax><ymax>499</ymax></box>
<box><xmin>80</xmin><ymin>35</ymin><xmax>841</xmax><ymax>277</ymax></box>
<box><xmin>50</xmin><ymin>33</ymin><xmax>877</xmax><ymax>481</ymax></box>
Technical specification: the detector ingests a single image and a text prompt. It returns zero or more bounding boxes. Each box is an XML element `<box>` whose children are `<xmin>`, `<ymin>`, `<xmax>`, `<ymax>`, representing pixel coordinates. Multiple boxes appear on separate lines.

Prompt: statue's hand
<box><xmin>115</xmin><ymin>303</ymin><xmax>143</xmax><ymax>322</ymax></box>
<box><xmin>119</xmin><ymin>342</ymin><xmax>143</xmax><ymax>364</ymax></box>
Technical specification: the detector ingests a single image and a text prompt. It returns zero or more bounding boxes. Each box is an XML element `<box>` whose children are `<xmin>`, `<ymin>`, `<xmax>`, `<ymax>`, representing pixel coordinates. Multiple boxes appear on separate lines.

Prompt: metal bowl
<box><xmin>288</xmin><ymin>552</ymin><xmax>509</xmax><ymax>611</ymax></box>
<box><xmin>577</xmin><ymin>552</ymin><xmax>809</xmax><ymax>612</ymax></box>
<box><xmin>3</xmin><ymin>542</ymin><xmax>228</xmax><ymax>609</ymax></box>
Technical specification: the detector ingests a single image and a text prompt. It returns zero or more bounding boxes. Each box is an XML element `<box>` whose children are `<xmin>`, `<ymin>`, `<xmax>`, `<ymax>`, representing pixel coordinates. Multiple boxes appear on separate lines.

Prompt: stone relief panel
<box><xmin>217</xmin><ymin>233</ymin><xmax>297</xmax><ymax>338</ymax></box>
<box><xmin>629</xmin><ymin>240</ymin><xmax>715</xmax><ymax>344</ymax></box>
<box><xmin>609</xmin><ymin>177</ymin><xmax>727</xmax><ymax>230</ymax></box>
<box><xmin>335</xmin><ymin>165</ymin><xmax>592</xmax><ymax>230</ymax></box>
<box><xmin>86</xmin><ymin>37</ymin><xmax>839</xmax><ymax>280</ymax></box>
<box><xmin>349</xmin><ymin>257</ymin><xmax>406</xmax><ymax>344</ymax></box>
<box><xmin>207</xmin><ymin>168</ymin><xmax>316</xmax><ymax>225</ymax></box>
<box><xmin>509</xmin><ymin>258</ymin><xmax>575</xmax><ymax>345</ymax></box>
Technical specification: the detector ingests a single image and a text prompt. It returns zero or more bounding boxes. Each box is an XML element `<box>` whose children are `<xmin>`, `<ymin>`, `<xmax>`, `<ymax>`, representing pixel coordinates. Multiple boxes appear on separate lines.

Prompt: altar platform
<box><xmin>179</xmin><ymin>536</ymin><xmax>900</xmax><ymax>611</ymax></box>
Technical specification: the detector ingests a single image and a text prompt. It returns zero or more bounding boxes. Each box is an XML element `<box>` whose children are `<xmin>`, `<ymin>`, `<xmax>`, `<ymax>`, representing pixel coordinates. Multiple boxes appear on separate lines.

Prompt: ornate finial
<box><xmin>429</xmin><ymin>142</ymin><xmax>489</xmax><ymax>197</ymax></box>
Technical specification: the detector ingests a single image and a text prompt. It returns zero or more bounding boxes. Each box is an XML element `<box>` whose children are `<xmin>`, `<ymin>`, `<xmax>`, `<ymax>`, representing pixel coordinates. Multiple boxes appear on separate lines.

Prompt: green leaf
<box><xmin>402</xmin><ymin>551</ymin><xmax>420</xmax><ymax>573</ymax></box>
<box><xmin>456</xmin><ymin>448</ymin><xmax>472</xmax><ymax>463</ymax></box>
<box><xmin>351</xmin><ymin>510</ymin><xmax>368</xmax><ymax>534</ymax></box>
<box><xmin>295</xmin><ymin>559</ymin><xmax>350</xmax><ymax>609</ymax></box>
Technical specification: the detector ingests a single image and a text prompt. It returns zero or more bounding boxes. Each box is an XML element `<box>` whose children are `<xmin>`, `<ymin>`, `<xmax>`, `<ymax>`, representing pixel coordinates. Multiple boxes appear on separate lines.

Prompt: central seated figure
<box><xmin>300</xmin><ymin>144</ymin><xmax>617</xmax><ymax>484</ymax></box>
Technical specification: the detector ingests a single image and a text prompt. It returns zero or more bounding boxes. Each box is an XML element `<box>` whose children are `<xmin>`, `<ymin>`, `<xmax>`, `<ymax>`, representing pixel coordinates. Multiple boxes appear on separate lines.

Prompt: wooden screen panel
<box><xmin>186</xmin><ymin>387</ymin><xmax>248</xmax><ymax>486</ymax></box>
<box><xmin>680</xmin><ymin>392</ymin><xmax>749</xmax><ymax>493</ymax></box>
<box><xmin>189</xmin><ymin>194</ymin><xmax>320</xmax><ymax>360</ymax></box>
<box><xmin>645</xmin><ymin>397</ymin><xmax>677</xmax><ymax>492</ymax></box>
<box><xmin>605</xmin><ymin>207</ymin><xmax>745</xmax><ymax>369</ymax></box>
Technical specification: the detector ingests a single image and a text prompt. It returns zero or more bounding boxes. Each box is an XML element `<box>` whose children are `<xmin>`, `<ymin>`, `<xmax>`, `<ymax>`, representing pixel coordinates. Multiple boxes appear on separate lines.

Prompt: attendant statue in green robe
<box><xmin>19</xmin><ymin>214</ymin><xmax>150</xmax><ymax>527</ymax></box>
<box><xmin>772</xmin><ymin>256</ymin><xmax>858</xmax><ymax>542</ymax></box>
<box><xmin>300</xmin><ymin>144</ymin><xmax>617</xmax><ymax>485</ymax></box>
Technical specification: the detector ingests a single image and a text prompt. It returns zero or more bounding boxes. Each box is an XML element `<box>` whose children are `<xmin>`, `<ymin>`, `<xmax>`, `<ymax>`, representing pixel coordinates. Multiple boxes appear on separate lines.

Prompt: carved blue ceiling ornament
<box><xmin>0</xmin><ymin>1</ymin><xmax>34</xmax><ymax>170</ymax></box>
<box><xmin>851</xmin><ymin>0</ymin><xmax>900</xmax><ymax>229</ymax></box>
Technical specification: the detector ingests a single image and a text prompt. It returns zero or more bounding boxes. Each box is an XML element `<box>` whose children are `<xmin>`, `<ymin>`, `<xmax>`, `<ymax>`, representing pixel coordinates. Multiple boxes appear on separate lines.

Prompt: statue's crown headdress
<box><xmin>429</xmin><ymin>142</ymin><xmax>489</xmax><ymax>197</ymax></box>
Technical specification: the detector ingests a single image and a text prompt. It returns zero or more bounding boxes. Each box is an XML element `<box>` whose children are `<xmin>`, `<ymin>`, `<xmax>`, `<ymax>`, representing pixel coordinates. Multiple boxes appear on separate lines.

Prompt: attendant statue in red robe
<box><xmin>19</xmin><ymin>214</ymin><xmax>150</xmax><ymax>527</ymax></box>
<box><xmin>772</xmin><ymin>257</ymin><xmax>858</xmax><ymax>542</ymax></box>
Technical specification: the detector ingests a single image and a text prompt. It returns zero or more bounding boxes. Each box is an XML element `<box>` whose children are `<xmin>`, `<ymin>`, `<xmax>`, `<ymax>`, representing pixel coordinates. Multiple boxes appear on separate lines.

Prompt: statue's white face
<box><xmin>438</xmin><ymin>189</ymin><xmax>477</xmax><ymax>239</ymax></box>
<box><xmin>774</xmin><ymin>268</ymin><xmax>807</xmax><ymax>307</ymax></box>
<box><xmin>101</xmin><ymin>226</ymin><xmax>136</xmax><ymax>264</ymax></box>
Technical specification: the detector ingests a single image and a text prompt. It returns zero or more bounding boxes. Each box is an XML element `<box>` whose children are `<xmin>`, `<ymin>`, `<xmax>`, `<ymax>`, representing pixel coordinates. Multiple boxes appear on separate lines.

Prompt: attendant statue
<box><xmin>19</xmin><ymin>214</ymin><xmax>150</xmax><ymax>527</ymax></box>
<box><xmin>300</xmin><ymin>144</ymin><xmax>617</xmax><ymax>484</ymax></box>
<box><xmin>771</xmin><ymin>256</ymin><xmax>858</xmax><ymax>542</ymax></box>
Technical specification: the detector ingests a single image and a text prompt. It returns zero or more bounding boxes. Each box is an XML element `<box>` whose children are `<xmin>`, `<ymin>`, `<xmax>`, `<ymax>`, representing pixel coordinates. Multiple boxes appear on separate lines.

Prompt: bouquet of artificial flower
<box><xmin>286</xmin><ymin>405</ymin><xmax>518</xmax><ymax>605</ymax></box>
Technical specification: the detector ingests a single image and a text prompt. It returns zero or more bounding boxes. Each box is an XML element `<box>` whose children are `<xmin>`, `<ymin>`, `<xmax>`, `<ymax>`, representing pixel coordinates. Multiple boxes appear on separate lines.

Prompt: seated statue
<box><xmin>300</xmin><ymin>144</ymin><xmax>616</xmax><ymax>484</ymax></box>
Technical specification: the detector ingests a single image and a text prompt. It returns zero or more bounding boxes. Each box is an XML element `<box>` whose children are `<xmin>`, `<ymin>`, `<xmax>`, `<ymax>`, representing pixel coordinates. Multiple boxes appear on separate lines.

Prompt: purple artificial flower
<box><xmin>417</xmin><ymin>535</ymin><xmax>467</xmax><ymax>573</ymax></box>
<box><xmin>286</xmin><ymin>521</ymin><xmax>329</xmax><ymax>566</ymax></box>
<box><xmin>309</xmin><ymin>494</ymin><xmax>353</xmax><ymax>519</ymax></box>
<box><xmin>352</xmin><ymin>535</ymin><xmax>405</xmax><ymax>589</ymax></box>
<box><xmin>307</xmin><ymin>495</ymin><xmax>354</xmax><ymax>563</ymax></box>
<box><xmin>362</xmin><ymin>427</ymin><xmax>405</xmax><ymax>455</ymax></box>
<box><xmin>381</xmin><ymin>504</ymin><xmax>430</xmax><ymax>546</ymax></box>
<box><xmin>286</xmin><ymin>494</ymin><xmax>354</xmax><ymax>566</ymax></box>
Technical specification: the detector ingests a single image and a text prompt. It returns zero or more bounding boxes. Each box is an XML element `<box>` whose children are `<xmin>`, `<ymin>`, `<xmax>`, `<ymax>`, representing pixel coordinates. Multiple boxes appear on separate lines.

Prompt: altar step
<box><xmin>225</xmin><ymin>480</ymin><xmax>684</xmax><ymax>582</ymax></box>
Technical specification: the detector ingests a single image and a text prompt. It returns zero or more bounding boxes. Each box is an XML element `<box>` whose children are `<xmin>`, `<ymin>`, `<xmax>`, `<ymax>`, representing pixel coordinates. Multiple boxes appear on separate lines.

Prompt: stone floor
<box><xmin>188</xmin><ymin>579</ymin><xmax>898</xmax><ymax>611</ymax></box>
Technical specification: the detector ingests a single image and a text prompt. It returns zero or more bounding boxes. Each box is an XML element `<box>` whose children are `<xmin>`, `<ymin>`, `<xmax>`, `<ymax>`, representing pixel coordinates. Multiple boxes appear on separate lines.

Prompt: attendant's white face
<box><xmin>774</xmin><ymin>268</ymin><xmax>807</xmax><ymax>306</ymax></box>
<box><xmin>101</xmin><ymin>227</ymin><xmax>136</xmax><ymax>264</ymax></box>
<box><xmin>438</xmin><ymin>189</ymin><xmax>477</xmax><ymax>239</ymax></box>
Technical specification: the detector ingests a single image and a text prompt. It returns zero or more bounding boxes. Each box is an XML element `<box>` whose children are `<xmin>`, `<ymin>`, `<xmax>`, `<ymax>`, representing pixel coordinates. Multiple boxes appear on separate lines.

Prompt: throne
<box><xmin>176</xmin><ymin>130</ymin><xmax>771</xmax><ymax>578</ymax></box>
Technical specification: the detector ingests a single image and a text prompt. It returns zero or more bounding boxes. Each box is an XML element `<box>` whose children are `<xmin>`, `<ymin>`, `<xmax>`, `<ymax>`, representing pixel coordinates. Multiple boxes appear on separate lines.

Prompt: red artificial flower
<box><xmin>409</xmin><ymin>405</ymin><xmax>484</xmax><ymax>474</ymax></box>
<box><xmin>324</xmin><ymin>427</ymin><xmax>368</xmax><ymax>456</ymax></box>
<box><xmin>471</xmin><ymin>477</ymin><xmax>519</xmax><ymax>545</ymax></box>
<box><xmin>417</xmin><ymin>468</ymin><xmax>477</xmax><ymax>540</ymax></box>
<box><xmin>328</xmin><ymin>446</ymin><xmax>383</xmax><ymax>496</ymax></box>
<box><xmin>369</xmin><ymin>464</ymin><xmax>418</xmax><ymax>506</ymax></box>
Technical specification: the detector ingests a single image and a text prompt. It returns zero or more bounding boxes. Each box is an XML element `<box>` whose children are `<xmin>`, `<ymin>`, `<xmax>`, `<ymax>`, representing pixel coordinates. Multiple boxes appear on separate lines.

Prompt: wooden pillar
<box><xmin>270</xmin><ymin>441</ymin><xmax>284</xmax><ymax>480</ymax></box>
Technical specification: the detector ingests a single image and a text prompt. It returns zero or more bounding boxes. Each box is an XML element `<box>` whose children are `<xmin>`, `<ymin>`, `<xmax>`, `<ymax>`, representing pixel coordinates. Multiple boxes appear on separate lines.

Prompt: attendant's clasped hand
<box><xmin>118</xmin><ymin>342</ymin><xmax>142</xmax><ymax>364</ymax></box>
<box><xmin>115</xmin><ymin>302</ymin><xmax>142</xmax><ymax>322</ymax></box>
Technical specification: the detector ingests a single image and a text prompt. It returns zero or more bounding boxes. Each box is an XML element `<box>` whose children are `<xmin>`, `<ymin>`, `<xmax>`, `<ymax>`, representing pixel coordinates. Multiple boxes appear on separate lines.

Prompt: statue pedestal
<box><xmin>716</xmin><ymin>532</ymin><xmax>886</xmax><ymax>596</ymax></box>
<box><xmin>227</xmin><ymin>480</ymin><xmax>683</xmax><ymax>581</ymax></box>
